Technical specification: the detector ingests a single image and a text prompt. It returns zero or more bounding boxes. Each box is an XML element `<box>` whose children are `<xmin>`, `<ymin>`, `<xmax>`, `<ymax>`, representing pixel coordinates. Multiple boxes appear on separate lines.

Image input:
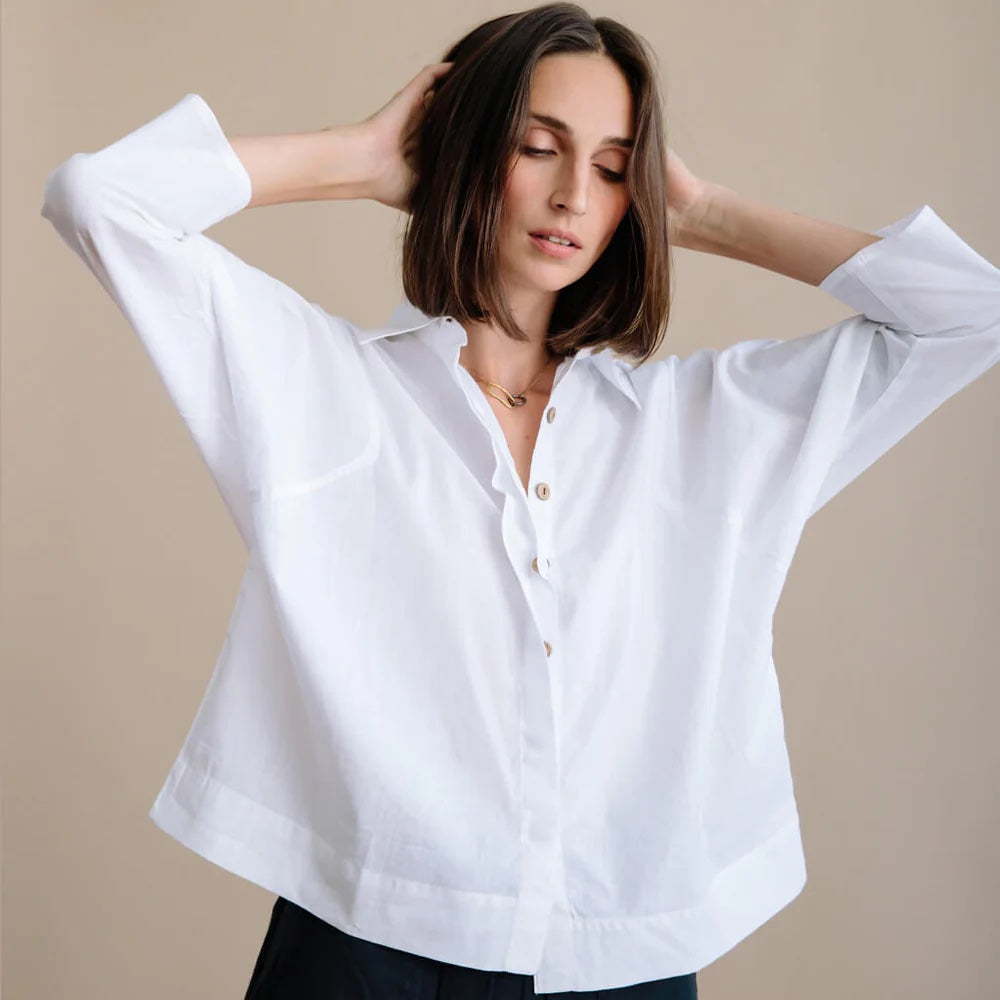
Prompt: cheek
<box><xmin>502</xmin><ymin>168</ymin><xmax>535</xmax><ymax>217</ymax></box>
<box><xmin>609</xmin><ymin>191</ymin><xmax>631</xmax><ymax>225</ymax></box>
<box><xmin>594</xmin><ymin>198</ymin><xmax>630</xmax><ymax>250</ymax></box>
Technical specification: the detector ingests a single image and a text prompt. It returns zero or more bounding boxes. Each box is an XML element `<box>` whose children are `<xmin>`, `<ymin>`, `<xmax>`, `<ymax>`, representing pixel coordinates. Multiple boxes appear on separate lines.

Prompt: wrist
<box><xmin>317</xmin><ymin>122</ymin><xmax>381</xmax><ymax>201</ymax></box>
<box><xmin>675</xmin><ymin>181</ymin><xmax>738</xmax><ymax>254</ymax></box>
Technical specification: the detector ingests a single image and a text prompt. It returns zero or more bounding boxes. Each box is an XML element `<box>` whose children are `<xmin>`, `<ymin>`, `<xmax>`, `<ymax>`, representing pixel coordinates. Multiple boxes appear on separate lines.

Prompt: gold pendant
<box><xmin>484</xmin><ymin>383</ymin><xmax>527</xmax><ymax>408</ymax></box>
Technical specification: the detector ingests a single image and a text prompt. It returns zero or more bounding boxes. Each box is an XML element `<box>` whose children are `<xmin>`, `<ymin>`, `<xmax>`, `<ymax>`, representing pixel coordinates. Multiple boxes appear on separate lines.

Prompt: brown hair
<box><xmin>401</xmin><ymin>2</ymin><xmax>672</xmax><ymax>365</ymax></box>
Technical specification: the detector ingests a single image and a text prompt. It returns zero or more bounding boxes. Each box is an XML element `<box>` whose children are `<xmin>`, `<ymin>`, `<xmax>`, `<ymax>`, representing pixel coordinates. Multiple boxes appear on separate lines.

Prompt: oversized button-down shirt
<box><xmin>40</xmin><ymin>92</ymin><xmax>1000</xmax><ymax>993</ymax></box>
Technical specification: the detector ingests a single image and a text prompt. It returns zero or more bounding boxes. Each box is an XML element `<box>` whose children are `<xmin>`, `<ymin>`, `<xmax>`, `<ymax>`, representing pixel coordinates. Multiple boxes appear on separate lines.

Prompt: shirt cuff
<box><xmin>817</xmin><ymin>204</ymin><xmax>1000</xmax><ymax>336</ymax></box>
<box><xmin>182</xmin><ymin>93</ymin><xmax>255</xmax><ymax>225</ymax></box>
<box><xmin>55</xmin><ymin>92</ymin><xmax>254</xmax><ymax>237</ymax></box>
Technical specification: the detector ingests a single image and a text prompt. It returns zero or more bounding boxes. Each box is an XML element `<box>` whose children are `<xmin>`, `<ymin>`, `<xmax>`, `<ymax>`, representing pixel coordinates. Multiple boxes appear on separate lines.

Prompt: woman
<box><xmin>40</xmin><ymin>3</ymin><xmax>999</xmax><ymax>998</ymax></box>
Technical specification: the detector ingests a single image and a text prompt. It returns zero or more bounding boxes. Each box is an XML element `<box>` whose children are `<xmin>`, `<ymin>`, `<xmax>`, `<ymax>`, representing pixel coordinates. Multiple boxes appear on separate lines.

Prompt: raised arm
<box><xmin>676</xmin><ymin>182</ymin><xmax>882</xmax><ymax>287</ymax></box>
<box><xmin>229</xmin><ymin>61</ymin><xmax>453</xmax><ymax>212</ymax></box>
<box><xmin>228</xmin><ymin>126</ymin><xmax>378</xmax><ymax>209</ymax></box>
<box><xmin>659</xmin><ymin>147</ymin><xmax>999</xmax><ymax>524</ymax></box>
<box><xmin>35</xmin><ymin>65</ymin><xmax>440</xmax><ymax>545</ymax></box>
<box><xmin>662</xmin><ymin>148</ymin><xmax>882</xmax><ymax>286</ymax></box>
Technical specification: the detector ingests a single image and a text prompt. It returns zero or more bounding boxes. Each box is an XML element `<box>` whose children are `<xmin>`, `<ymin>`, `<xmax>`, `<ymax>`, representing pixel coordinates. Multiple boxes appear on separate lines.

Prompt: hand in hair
<box><xmin>361</xmin><ymin>62</ymin><xmax>455</xmax><ymax>214</ymax></box>
<box><xmin>664</xmin><ymin>145</ymin><xmax>710</xmax><ymax>248</ymax></box>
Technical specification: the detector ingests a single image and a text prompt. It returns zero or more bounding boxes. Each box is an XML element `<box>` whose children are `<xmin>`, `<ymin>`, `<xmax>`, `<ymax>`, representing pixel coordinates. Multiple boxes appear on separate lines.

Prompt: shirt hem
<box><xmin>149</xmin><ymin>753</ymin><xmax>807</xmax><ymax>993</ymax></box>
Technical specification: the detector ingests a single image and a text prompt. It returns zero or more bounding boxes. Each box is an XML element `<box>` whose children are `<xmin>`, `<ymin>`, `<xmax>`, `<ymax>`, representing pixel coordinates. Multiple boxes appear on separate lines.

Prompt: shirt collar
<box><xmin>356</xmin><ymin>298</ymin><xmax>642</xmax><ymax>410</ymax></box>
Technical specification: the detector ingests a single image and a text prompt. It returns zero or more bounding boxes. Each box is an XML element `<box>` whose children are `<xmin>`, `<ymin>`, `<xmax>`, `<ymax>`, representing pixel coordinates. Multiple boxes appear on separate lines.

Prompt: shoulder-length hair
<box><xmin>401</xmin><ymin>2</ymin><xmax>672</xmax><ymax>365</ymax></box>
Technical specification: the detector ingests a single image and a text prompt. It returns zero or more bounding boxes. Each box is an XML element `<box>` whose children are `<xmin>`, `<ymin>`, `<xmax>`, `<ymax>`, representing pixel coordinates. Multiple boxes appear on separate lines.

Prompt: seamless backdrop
<box><xmin>3</xmin><ymin>1</ymin><xmax>998</xmax><ymax>998</ymax></box>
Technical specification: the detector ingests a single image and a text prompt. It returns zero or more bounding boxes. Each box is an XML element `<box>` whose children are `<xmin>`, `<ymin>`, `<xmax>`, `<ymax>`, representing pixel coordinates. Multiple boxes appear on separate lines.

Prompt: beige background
<box><xmin>4</xmin><ymin>0</ymin><xmax>998</xmax><ymax>996</ymax></box>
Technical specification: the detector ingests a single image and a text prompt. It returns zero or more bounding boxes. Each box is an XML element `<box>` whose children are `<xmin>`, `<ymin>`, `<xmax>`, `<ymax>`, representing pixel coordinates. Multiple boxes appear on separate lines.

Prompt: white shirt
<box><xmin>40</xmin><ymin>92</ymin><xmax>1000</xmax><ymax>993</ymax></box>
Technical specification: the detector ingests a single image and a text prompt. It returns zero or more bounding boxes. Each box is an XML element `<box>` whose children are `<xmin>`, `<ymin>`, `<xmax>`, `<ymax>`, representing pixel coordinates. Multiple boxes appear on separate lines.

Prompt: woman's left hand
<box><xmin>664</xmin><ymin>146</ymin><xmax>711</xmax><ymax>248</ymax></box>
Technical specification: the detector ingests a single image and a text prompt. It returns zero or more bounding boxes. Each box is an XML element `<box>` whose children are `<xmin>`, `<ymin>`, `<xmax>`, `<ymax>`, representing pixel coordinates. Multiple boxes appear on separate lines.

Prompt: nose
<box><xmin>551</xmin><ymin>156</ymin><xmax>589</xmax><ymax>216</ymax></box>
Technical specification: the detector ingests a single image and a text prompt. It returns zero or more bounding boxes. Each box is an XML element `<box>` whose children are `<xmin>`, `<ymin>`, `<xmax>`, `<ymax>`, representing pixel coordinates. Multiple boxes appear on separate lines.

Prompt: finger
<box><xmin>408</xmin><ymin>62</ymin><xmax>452</xmax><ymax>92</ymax></box>
<box><xmin>390</xmin><ymin>62</ymin><xmax>452</xmax><ymax>116</ymax></box>
<box><xmin>417</xmin><ymin>63</ymin><xmax>453</xmax><ymax>109</ymax></box>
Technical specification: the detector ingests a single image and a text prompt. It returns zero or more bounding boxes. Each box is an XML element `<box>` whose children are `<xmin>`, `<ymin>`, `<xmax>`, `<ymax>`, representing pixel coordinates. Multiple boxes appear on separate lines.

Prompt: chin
<box><xmin>524</xmin><ymin>260</ymin><xmax>589</xmax><ymax>285</ymax></box>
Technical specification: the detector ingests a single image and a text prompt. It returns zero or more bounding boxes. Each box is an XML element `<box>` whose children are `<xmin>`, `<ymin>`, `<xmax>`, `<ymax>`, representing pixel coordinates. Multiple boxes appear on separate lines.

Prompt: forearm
<box><xmin>228</xmin><ymin>124</ymin><xmax>378</xmax><ymax>209</ymax></box>
<box><xmin>679</xmin><ymin>181</ymin><xmax>882</xmax><ymax>286</ymax></box>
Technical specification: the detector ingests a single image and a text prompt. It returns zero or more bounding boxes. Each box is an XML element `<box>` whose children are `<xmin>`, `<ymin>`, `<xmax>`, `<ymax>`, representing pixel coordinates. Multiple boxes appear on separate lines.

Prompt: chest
<box><xmin>491</xmin><ymin>398</ymin><xmax>551</xmax><ymax>496</ymax></box>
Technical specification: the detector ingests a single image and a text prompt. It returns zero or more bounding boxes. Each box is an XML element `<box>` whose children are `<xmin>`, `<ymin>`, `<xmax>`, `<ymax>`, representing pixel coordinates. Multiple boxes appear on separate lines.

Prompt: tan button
<box><xmin>543</xmin><ymin>641</ymin><xmax>552</xmax><ymax>656</ymax></box>
<box><xmin>535</xmin><ymin>482</ymin><xmax>550</xmax><ymax>500</ymax></box>
<box><xmin>531</xmin><ymin>557</ymin><xmax>539</xmax><ymax>573</ymax></box>
<box><xmin>546</xmin><ymin>406</ymin><xmax>556</xmax><ymax>423</ymax></box>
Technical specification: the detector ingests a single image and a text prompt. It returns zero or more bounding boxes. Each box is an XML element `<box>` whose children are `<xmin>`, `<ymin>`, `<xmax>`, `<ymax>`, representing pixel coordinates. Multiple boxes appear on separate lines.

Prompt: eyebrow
<box><xmin>528</xmin><ymin>112</ymin><xmax>634</xmax><ymax>150</ymax></box>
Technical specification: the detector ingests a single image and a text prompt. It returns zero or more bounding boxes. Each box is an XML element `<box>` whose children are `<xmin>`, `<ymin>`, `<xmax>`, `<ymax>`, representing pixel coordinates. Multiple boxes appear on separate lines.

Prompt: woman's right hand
<box><xmin>359</xmin><ymin>62</ymin><xmax>454</xmax><ymax>214</ymax></box>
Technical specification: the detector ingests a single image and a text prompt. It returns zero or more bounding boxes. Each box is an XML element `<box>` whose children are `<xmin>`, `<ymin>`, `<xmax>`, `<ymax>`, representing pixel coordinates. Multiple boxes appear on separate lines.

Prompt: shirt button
<box><xmin>531</xmin><ymin>556</ymin><xmax>539</xmax><ymax>573</ymax></box>
<box><xmin>535</xmin><ymin>482</ymin><xmax>550</xmax><ymax>500</ymax></box>
<box><xmin>543</xmin><ymin>641</ymin><xmax>552</xmax><ymax>656</ymax></box>
<box><xmin>546</xmin><ymin>406</ymin><xmax>556</xmax><ymax>423</ymax></box>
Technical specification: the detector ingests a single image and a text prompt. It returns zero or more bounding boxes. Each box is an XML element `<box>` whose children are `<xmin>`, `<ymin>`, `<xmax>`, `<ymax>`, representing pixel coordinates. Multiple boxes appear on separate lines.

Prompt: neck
<box><xmin>458</xmin><ymin>289</ymin><xmax>558</xmax><ymax>389</ymax></box>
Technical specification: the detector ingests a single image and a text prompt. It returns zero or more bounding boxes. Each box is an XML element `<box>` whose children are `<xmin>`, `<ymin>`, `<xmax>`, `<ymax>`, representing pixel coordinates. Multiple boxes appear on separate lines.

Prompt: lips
<box><xmin>529</xmin><ymin>233</ymin><xmax>580</xmax><ymax>259</ymax></box>
<box><xmin>529</xmin><ymin>228</ymin><xmax>582</xmax><ymax>249</ymax></box>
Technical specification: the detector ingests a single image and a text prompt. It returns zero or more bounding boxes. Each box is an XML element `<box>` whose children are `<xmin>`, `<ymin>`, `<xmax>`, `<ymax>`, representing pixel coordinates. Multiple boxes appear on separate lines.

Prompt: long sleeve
<box><xmin>675</xmin><ymin>205</ymin><xmax>1000</xmax><ymax>525</ymax></box>
<box><xmin>40</xmin><ymin>93</ymin><xmax>374</xmax><ymax>548</ymax></box>
<box><xmin>806</xmin><ymin>205</ymin><xmax>999</xmax><ymax>516</ymax></box>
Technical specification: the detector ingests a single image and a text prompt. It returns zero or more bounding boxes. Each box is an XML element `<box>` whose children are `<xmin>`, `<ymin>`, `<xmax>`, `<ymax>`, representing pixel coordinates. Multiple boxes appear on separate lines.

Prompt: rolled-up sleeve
<box><xmin>692</xmin><ymin>205</ymin><xmax>999</xmax><ymax>523</ymax></box>
<box><xmin>40</xmin><ymin>93</ymin><xmax>374</xmax><ymax>548</ymax></box>
<box><xmin>805</xmin><ymin>204</ymin><xmax>1000</xmax><ymax>516</ymax></box>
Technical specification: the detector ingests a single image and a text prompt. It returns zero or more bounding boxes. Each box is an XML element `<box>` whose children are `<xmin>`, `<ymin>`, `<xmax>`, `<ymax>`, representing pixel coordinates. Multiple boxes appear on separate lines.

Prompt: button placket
<box><xmin>504</xmin><ymin>390</ymin><xmax>565</xmax><ymax>972</ymax></box>
<box><xmin>527</xmin><ymin>411</ymin><xmax>559</xmax><ymax>688</ymax></box>
<box><xmin>503</xmin><ymin>350</ymin><xmax>594</xmax><ymax>968</ymax></box>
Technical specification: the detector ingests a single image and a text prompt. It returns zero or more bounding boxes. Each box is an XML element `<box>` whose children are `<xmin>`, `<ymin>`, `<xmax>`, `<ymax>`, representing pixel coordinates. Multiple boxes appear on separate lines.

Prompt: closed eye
<box><xmin>521</xmin><ymin>146</ymin><xmax>626</xmax><ymax>183</ymax></box>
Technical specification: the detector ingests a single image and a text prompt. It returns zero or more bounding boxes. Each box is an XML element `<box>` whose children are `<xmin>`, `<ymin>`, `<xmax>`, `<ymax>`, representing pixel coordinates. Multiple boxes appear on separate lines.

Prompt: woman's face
<box><xmin>498</xmin><ymin>52</ymin><xmax>634</xmax><ymax>296</ymax></box>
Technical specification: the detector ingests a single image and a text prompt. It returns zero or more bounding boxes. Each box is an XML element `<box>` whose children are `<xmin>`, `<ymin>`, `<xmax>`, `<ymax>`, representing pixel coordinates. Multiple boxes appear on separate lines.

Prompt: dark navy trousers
<box><xmin>244</xmin><ymin>896</ymin><xmax>698</xmax><ymax>999</ymax></box>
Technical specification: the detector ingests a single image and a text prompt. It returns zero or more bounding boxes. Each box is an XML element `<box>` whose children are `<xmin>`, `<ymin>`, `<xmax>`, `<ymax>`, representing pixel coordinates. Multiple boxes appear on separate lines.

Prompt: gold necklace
<box><xmin>464</xmin><ymin>355</ymin><xmax>559</xmax><ymax>409</ymax></box>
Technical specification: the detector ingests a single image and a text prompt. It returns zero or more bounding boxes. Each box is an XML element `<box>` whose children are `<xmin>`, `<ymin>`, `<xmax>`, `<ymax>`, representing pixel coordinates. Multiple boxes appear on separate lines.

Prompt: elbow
<box><xmin>40</xmin><ymin>152</ymin><xmax>102</xmax><ymax>240</ymax></box>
